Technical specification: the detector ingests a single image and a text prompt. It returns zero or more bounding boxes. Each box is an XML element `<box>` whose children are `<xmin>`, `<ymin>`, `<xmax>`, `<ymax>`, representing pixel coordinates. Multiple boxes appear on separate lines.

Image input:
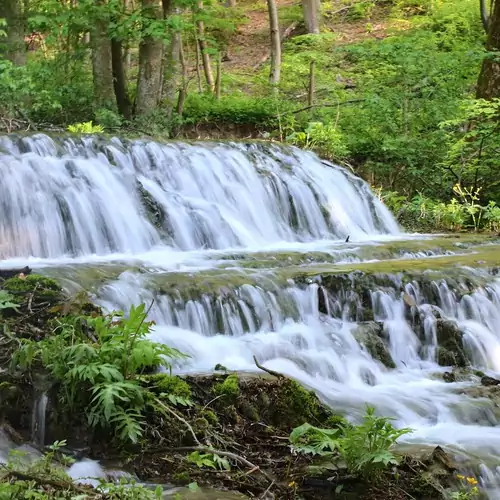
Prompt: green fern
<box><xmin>10</xmin><ymin>303</ymin><xmax>188</xmax><ymax>444</ymax></box>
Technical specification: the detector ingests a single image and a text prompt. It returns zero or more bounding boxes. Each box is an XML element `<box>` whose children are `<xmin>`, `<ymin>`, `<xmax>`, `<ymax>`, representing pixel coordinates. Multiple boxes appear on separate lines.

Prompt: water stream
<box><xmin>2</xmin><ymin>133</ymin><xmax>500</xmax><ymax>496</ymax></box>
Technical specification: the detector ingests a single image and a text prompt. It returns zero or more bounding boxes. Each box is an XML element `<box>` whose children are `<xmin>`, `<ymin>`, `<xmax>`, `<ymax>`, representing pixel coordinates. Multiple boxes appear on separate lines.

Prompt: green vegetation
<box><xmin>11</xmin><ymin>303</ymin><xmax>187</xmax><ymax>444</ymax></box>
<box><xmin>0</xmin><ymin>440</ymin><xmax>166</xmax><ymax>498</ymax></box>
<box><xmin>1</xmin><ymin>0</ymin><xmax>500</xmax><ymax>224</ymax></box>
<box><xmin>290</xmin><ymin>406</ymin><xmax>413</xmax><ymax>479</ymax></box>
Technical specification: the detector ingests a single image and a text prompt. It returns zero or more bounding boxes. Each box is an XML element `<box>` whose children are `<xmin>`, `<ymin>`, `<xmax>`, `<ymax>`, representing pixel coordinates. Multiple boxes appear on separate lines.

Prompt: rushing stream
<box><xmin>2</xmin><ymin>133</ymin><xmax>500</xmax><ymax>496</ymax></box>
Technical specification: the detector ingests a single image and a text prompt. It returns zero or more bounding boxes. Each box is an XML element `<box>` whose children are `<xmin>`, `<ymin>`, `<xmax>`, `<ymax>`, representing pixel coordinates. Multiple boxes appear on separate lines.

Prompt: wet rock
<box><xmin>481</xmin><ymin>375</ymin><xmax>500</xmax><ymax>386</ymax></box>
<box><xmin>435</xmin><ymin>319</ymin><xmax>467</xmax><ymax>368</ymax></box>
<box><xmin>352</xmin><ymin>322</ymin><xmax>395</xmax><ymax>369</ymax></box>
<box><xmin>443</xmin><ymin>372</ymin><xmax>455</xmax><ymax>383</ymax></box>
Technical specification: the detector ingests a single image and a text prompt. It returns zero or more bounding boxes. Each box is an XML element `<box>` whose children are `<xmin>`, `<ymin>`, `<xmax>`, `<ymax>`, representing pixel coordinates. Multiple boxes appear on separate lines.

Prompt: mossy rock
<box><xmin>352</xmin><ymin>322</ymin><xmax>395</xmax><ymax>368</ymax></box>
<box><xmin>435</xmin><ymin>320</ymin><xmax>468</xmax><ymax>368</ymax></box>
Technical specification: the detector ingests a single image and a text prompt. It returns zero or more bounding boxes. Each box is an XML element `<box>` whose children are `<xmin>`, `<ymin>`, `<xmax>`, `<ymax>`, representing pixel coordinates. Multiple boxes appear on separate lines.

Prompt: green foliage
<box><xmin>289</xmin><ymin>423</ymin><xmax>341</xmax><ymax>456</ymax></box>
<box><xmin>11</xmin><ymin>304</ymin><xmax>187</xmax><ymax>444</ymax></box>
<box><xmin>290</xmin><ymin>406</ymin><xmax>412</xmax><ymax>479</ymax></box>
<box><xmin>451</xmin><ymin>475</ymin><xmax>480</xmax><ymax>499</ymax></box>
<box><xmin>0</xmin><ymin>290</ymin><xmax>19</xmax><ymax>313</ymax></box>
<box><xmin>186</xmin><ymin>451</ymin><xmax>231</xmax><ymax>471</ymax></box>
<box><xmin>0</xmin><ymin>439</ymin><xmax>166</xmax><ymax>499</ymax></box>
<box><xmin>182</xmin><ymin>93</ymin><xmax>286</xmax><ymax>127</ymax></box>
<box><xmin>67</xmin><ymin>121</ymin><xmax>105</xmax><ymax>134</ymax></box>
<box><xmin>339</xmin><ymin>406</ymin><xmax>412</xmax><ymax>478</ymax></box>
<box><xmin>379</xmin><ymin>185</ymin><xmax>500</xmax><ymax>232</ymax></box>
<box><xmin>286</xmin><ymin>121</ymin><xmax>350</xmax><ymax>161</ymax></box>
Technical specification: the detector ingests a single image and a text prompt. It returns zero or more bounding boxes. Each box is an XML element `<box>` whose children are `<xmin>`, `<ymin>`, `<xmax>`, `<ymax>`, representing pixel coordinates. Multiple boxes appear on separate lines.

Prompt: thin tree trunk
<box><xmin>91</xmin><ymin>0</ymin><xmax>115</xmax><ymax>109</ymax></box>
<box><xmin>195</xmin><ymin>33</ymin><xmax>203</xmax><ymax>92</ymax></box>
<box><xmin>111</xmin><ymin>38</ymin><xmax>132</xmax><ymax>119</ymax></box>
<box><xmin>480</xmin><ymin>0</ymin><xmax>490</xmax><ymax>32</ymax></box>
<box><xmin>176</xmin><ymin>37</ymin><xmax>188</xmax><ymax>117</ymax></box>
<box><xmin>1</xmin><ymin>0</ymin><xmax>26</xmax><ymax>66</ymax></box>
<box><xmin>225</xmin><ymin>0</ymin><xmax>236</xmax><ymax>6</ymax></box>
<box><xmin>477</xmin><ymin>0</ymin><xmax>500</xmax><ymax>99</ymax></box>
<box><xmin>267</xmin><ymin>0</ymin><xmax>281</xmax><ymax>88</ymax></box>
<box><xmin>162</xmin><ymin>0</ymin><xmax>181</xmax><ymax>118</ymax></box>
<box><xmin>135</xmin><ymin>0</ymin><xmax>164</xmax><ymax>116</ymax></box>
<box><xmin>195</xmin><ymin>1</ymin><xmax>215</xmax><ymax>91</ymax></box>
<box><xmin>215</xmin><ymin>51</ymin><xmax>222</xmax><ymax>100</ymax></box>
<box><xmin>301</xmin><ymin>0</ymin><xmax>321</xmax><ymax>34</ymax></box>
<box><xmin>308</xmin><ymin>60</ymin><xmax>316</xmax><ymax>107</ymax></box>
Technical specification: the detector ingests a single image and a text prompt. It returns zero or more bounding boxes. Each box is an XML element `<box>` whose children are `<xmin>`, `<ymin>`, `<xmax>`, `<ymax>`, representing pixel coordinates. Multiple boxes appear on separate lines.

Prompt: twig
<box><xmin>167</xmin><ymin>446</ymin><xmax>277</xmax><ymax>486</ymax></box>
<box><xmin>253</xmin><ymin>355</ymin><xmax>284</xmax><ymax>379</ymax></box>
<box><xmin>259</xmin><ymin>480</ymin><xmax>275</xmax><ymax>498</ymax></box>
<box><xmin>154</xmin><ymin>398</ymin><xmax>201</xmax><ymax>445</ymax></box>
<box><xmin>27</xmin><ymin>283</ymin><xmax>39</xmax><ymax>314</ymax></box>
<box><xmin>202</xmin><ymin>394</ymin><xmax>224</xmax><ymax>411</ymax></box>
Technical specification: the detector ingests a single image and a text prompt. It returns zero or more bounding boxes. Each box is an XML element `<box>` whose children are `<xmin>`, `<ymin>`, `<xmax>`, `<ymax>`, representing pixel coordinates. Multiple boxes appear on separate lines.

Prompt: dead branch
<box><xmin>253</xmin><ymin>355</ymin><xmax>284</xmax><ymax>379</ymax></box>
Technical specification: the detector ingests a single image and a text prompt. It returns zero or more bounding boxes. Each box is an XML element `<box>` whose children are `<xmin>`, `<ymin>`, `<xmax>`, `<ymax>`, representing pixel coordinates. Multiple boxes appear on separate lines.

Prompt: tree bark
<box><xmin>162</xmin><ymin>0</ymin><xmax>181</xmax><ymax>118</ymax></box>
<box><xmin>477</xmin><ymin>0</ymin><xmax>500</xmax><ymax>99</ymax></box>
<box><xmin>301</xmin><ymin>0</ymin><xmax>321</xmax><ymax>34</ymax></box>
<box><xmin>135</xmin><ymin>0</ymin><xmax>164</xmax><ymax>116</ymax></box>
<box><xmin>91</xmin><ymin>0</ymin><xmax>116</xmax><ymax>110</ymax></box>
<box><xmin>111</xmin><ymin>39</ymin><xmax>132</xmax><ymax>119</ymax></box>
<box><xmin>1</xmin><ymin>0</ymin><xmax>26</xmax><ymax>66</ymax></box>
<box><xmin>480</xmin><ymin>0</ymin><xmax>490</xmax><ymax>32</ymax></box>
<box><xmin>195</xmin><ymin>0</ymin><xmax>215</xmax><ymax>91</ymax></box>
<box><xmin>267</xmin><ymin>0</ymin><xmax>281</xmax><ymax>88</ymax></box>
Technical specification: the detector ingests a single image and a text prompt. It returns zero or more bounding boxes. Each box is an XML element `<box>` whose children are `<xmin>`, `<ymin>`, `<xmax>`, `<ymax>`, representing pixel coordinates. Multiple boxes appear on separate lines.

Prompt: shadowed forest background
<box><xmin>2</xmin><ymin>0</ymin><xmax>500</xmax><ymax>232</ymax></box>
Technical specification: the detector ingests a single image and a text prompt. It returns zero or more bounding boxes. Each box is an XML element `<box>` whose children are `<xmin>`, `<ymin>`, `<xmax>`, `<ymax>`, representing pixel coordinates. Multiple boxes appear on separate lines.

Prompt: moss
<box><xmin>2</xmin><ymin>274</ymin><xmax>60</xmax><ymax>293</ymax></box>
<box><xmin>268</xmin><ymin>379</ymin><xmax>331</xmax><ymax>428</ymax></box>
<box><xmin>146</xmin><ymin>374</ymin><xmax>192</xmax><ymax>399</ymax></box>
<box><xmin>201</xmin><ymin>410</ymin><xmax>219</xmax><ymax>426</ymax></box>
<box><xmin>324</xmin><ymin>414</ymin><xmax>350</xmax><ymax>429</ymax></box>
<box><xmin>213</xmin><ymin>374</ymin><xmax>239</xmax><ymax>400</ymax></box>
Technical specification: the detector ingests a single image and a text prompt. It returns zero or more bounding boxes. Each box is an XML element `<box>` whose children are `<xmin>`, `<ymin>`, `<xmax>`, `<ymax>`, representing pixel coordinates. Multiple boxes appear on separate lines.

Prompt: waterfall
<box><xmin>0</xmin><ymin>133</ymin><xmax>398</xmax><ymax>259</ymax></box>
<box><xmin>4</xmin><ymin>133</ymin><xmax>500</xmax><ymax>496</ymax></box>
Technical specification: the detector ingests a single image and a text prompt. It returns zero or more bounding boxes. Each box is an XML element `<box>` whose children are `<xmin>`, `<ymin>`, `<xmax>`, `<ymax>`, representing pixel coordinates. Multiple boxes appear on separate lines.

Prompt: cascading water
<box><xmin>3</xmin><ymin>133</ymin><xmax>500</xmax><ymax>496</ymax></box>
<box><xmin>0</xmin><ymin>134</ymin><xmax>398</xmax><ymax>259</ymax></box>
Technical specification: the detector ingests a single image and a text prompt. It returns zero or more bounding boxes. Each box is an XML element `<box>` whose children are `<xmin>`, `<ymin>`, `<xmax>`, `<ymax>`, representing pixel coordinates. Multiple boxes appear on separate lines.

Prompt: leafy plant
<box><xmin>67</xmin><ymin>121</ymin><xmax>104</xmax><ymax>134</ymax></box>
<box><xmin>286</xmin><ymin>121</ymin><xmax>349</xmax><ymax>160</ymax></box>
<box><xmin>186</xmin><ymin>451</ymin><xmax>231</xmax><ymax>471</ymax></box>
<box><xmin>338</xmin><ymin>406</ymin><xmax>412</xmax><ymax>478</ymax></box>
<box><xmin>290</xmin><ymin>406</ymin><xmax>412</xmax><ymax>478</ymax></box>
<box><xmin>0</xmin><ymin>290</ymin><xmax>19</xmax><ymax>312</ymax></box>
<box><xmin>289</xmin><ymin>423</ymin><xmax>341</xmax><ymax>456</ymax></box>
<box><xmin>12</xmin><ymin>304</ymin><xmax>187</xmax><ymax>444</ymax></box>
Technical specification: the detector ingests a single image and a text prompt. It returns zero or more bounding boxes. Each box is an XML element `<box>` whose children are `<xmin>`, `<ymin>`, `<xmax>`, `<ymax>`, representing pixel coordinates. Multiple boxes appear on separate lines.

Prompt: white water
<box><xmin>2</xmin><ymin>134</ymin><xmax>500</xmax><ymax>495</ymax></box>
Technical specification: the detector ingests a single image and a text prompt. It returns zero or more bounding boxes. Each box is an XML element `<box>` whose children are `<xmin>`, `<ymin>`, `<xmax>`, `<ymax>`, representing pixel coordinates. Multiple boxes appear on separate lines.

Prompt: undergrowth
<box><xmin>10</xmin><ymin>304</ymin><xmax>188</xmax><ymax>444</ymax></box>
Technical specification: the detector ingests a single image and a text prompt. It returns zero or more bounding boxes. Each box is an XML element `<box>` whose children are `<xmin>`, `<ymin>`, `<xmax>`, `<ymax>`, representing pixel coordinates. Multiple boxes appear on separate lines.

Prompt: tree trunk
<box><xmin>162</xmin><ymin>0</ymin><xmax>181</xmax><ymax>118</ymax></box>
<box><xmin>301</xmin><ymin>0</ymin><xmax>321</xmax><ymax>34</ymax></box>
<box><xmin>225</xmin><ymin>0</ymin><xmax>236</xmax><ymax>6</ymax></box>
<box><xmin>111</xmin><ymin>39</ymin><xmax>132</xmax><ymax>119</ymax></box>
<box><xmin>1</xmin><ymin>0</ymin><xmax>26</xmax><ymax>66</ymax></box>
<box><xmin>267</xmin><ymin>0</ymin><xmax>281</xmax><ymax>88</ymax></box>
<box><xmin>135</xmin><ymin>0</ymin><xmax>164</xmax><ymax>116</ymax></box>
<box><xmin>480</xmin><ymin>0</ymin><xmax>490</xmax><ymax>32</ymax></box>
<box><xmin>195</xmin><ymin>1</ymin><xmax>215</xmax><ymax>91</ymax></box>
<box><xmin>91</xmin><ymin>0</ymin><xmax>115</xmax><ymax>110</ymax></box>
<box><xmin>477</xmin><ymin>0</ymin><xmax>500</xmax><ymax>99</ymax></box>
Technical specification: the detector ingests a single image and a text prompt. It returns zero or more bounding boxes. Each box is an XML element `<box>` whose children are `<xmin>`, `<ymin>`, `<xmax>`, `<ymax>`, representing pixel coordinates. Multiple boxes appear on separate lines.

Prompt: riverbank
<box><xmin>0</xmin><ymin>271</ymin><xmax>490</xmax><ymax>499</ymax></box>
